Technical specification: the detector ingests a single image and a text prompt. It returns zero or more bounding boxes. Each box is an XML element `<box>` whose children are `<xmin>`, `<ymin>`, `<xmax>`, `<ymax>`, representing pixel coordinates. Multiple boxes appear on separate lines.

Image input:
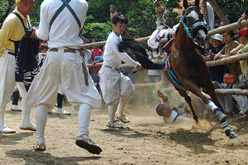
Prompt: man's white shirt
<box><xmin>36</xmin><ymin>0</ymin><xmax>88</xmax><ymax>48</ymax></box>
<box><xmin>103</xmin><ymin>31</ymin><xmax>139</xmax><ymax>68</ymax></box>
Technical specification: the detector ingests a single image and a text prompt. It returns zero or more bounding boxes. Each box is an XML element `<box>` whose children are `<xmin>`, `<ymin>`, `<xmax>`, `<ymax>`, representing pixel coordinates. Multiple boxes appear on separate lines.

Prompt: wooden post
<box><xmin>206</xmin><ymin>52</ymin><xmax>248</xmax><ymax>67</ymax></box>
<box><xmin>215</xmin><ymin>89</ymin><xmax>248</xmax><ymax>95</ymax></box>
<box><xmin>207</xmin><ymin>0</ymin><xmax>230</xmax><ymax>25</ymax></box>
<box><xmin>208</xmin><ymin>20</ymin><xmax>248</xmax><ymax>36</ymax></box>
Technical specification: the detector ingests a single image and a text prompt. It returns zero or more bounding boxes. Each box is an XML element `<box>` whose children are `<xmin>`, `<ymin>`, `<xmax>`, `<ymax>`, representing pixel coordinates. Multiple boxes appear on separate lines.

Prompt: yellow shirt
<box><xmin>240</xmin><ymin>43</ymin><xmax>248</xmax><ymax>76</ymax></box>
<box><xmin>0</xmin><ymin>8</ymin><xmax>29</xmax><ymax>56</ymax></box>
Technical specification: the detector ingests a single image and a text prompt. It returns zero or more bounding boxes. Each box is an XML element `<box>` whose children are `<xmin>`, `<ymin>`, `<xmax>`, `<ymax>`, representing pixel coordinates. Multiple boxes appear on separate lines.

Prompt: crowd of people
<box><xmin>0</xmin><ymin>0</ymin><xmax>248</xmax><ymax>155</ymax></box>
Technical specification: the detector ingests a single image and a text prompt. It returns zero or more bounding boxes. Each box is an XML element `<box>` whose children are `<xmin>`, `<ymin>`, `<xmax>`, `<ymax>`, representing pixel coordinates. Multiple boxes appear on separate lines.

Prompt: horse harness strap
<box><xmin>49</xmin><ymin>0</ymin><xmax>81</xmax><ymax>30</ymax></box>
<box><xmin>181</xmin><ymin>6</ymin><xmax>207</xmax><ymax>39</ymax></box>
<box><xmin>165</xmin><ymin>55</ymin><xmax>187</xmax><ymax>91</ymax></box>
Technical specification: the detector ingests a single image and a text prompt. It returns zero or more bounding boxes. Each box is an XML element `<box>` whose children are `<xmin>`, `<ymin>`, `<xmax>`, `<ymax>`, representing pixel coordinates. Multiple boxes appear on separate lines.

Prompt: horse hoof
<box><xmin>228</xmin><ymin>132</ymin><xmax>238</xmax><ymax>139</ymax></box>
<box><xmin>216</xmin><ymin>112</ymin><xmax>227</xmax><ymax>123</ymax></box>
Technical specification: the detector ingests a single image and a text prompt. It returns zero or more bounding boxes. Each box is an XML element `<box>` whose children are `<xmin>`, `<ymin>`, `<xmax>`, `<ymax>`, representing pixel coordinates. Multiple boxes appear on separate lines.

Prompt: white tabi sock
<box><xmin>36</xmin><ymin>105</ymin><xmax>48</xmax><ymax>143</ymax></box>
<box><xmin>0</xmin><ymin>104</ymin><xmax>6</xmax><ymax>127</ymax></box>
<box><xmin>78</xmin><ymin>104</ymin><xmax>91</xmax><ymax>137</ymax></box>
<box><xmin>21</xmin><ymin>97</ymin><xmax>32</xmax><ymax>124</ymax></box>
<box><xmin>108</xmin><ymin>104</ymin><xmax>118</xmax><ymax>123</ymax></box>
<box><xmin>116</xmin><ymin>94</ymin><xmax>132</xmax><ymax>115</ymax></box>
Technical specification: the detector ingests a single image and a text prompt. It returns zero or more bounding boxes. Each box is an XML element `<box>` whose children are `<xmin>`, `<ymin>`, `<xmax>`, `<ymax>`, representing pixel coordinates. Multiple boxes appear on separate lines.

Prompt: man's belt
<box><xmin>49</xmin><ymin>47</ymin><xmax>89</xmax><ymax>86</ymax></box>
<box><xmin>104</xmin><ymin>65</ymin><xmax>120</xmax><ymax>72</ymax></box>
<box><xmin>49</xmin><ymin>48</ymin><xmax>77</xmax><ymax>53</ymax></box>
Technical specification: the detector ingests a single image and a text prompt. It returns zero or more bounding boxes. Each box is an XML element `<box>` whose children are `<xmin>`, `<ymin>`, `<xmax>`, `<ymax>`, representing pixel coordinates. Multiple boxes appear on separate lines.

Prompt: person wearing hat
<box><xmin>0</xmin><ymin>0</ymin><xmax>35</xmax><ymax>133</ymax></box>
<box><xmin>207</xmin><ymin>34</ymin><xmax>235</xmax><ymax>115</ymax></box>
<box><xmin>156</xmin><ymin>90</ymin><xmax>191</xmax><ymax>124</ymax></box>
<box><xmin>207</xmin><ymin>34</ymin><xmax>226</xmax><ymax>83</ymax></box>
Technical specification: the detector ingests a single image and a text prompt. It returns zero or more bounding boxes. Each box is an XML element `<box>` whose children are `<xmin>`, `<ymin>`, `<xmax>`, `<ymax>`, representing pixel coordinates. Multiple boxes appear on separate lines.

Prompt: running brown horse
<box><xmin>117</xmin><ymin>0</ymin><xmax>237</xmax><ymax>139</ymax></box>
<box><xmin>164</xmin><ymin>0</ymin><xmax>237</xmax><ymax>138</ymax></box>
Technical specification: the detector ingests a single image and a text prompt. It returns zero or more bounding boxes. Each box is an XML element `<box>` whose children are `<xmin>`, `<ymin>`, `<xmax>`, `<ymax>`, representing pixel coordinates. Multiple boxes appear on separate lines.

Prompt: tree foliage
<box><xmin>0</xmin><ymin>0</ymin><xmax>247</xmax><ymax>40</ymax></box>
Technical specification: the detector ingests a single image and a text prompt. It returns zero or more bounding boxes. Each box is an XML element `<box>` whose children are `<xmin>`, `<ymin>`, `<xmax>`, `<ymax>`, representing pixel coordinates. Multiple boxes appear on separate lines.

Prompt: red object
<box><xmin>223</xmin><ymin>73</ymin><xmax>236</xmax><ymax>85</ymax></box>
<box><xmin>239</xmin><ymin>27</ymin><xmax>248</xmax><ymax>37</ymax></box>
<box><xmin>91</xmin><ymin>48</ymin><xmax>103</xmax><ymax>73</ymax></box>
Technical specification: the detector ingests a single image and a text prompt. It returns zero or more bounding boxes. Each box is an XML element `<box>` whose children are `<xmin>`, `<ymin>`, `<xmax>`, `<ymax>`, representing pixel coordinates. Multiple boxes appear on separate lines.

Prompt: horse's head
<box><xmin>181</xmin><ymin>0</ymin><xmax>208</xmax><ymax>48</ymax></box>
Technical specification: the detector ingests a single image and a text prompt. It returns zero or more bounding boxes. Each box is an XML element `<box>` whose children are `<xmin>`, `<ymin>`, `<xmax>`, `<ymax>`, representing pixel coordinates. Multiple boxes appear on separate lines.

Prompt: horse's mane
<box><xmin>173</xmin><ymin>0</ymin><xmax>203</xmax><ymax>18</ymax></box>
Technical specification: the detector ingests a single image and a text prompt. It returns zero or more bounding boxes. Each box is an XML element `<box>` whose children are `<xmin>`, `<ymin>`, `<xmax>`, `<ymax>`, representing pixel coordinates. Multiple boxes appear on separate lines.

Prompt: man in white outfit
<box><xmin>0</xmin><ymin>0</ymin><xmax>36</xmax><ymax>133</ymax></box>
<box><xmin>29</xmin><ymin>0</ymin><xmax>102</xmax><ymax>154</ymax></box>
<box><xmin>99</xmin><ymin>13</ymin><xmax>143</xmax><ymax>128</ymax></box>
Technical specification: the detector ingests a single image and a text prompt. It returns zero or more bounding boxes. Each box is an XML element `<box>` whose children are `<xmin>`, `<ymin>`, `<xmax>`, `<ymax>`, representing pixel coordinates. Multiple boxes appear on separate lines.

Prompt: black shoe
<box><xmin>76</xmin><ymin>136</ymin><xmax>102</xmax><ymax>154</ymax></box>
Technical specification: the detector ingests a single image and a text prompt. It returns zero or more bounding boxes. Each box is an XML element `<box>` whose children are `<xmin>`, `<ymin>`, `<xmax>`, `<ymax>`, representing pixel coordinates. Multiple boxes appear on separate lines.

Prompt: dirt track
<box><xmin>1</xmin><ymin>103</ymin><xmax>248</xmax><ymax>165</ymax></box>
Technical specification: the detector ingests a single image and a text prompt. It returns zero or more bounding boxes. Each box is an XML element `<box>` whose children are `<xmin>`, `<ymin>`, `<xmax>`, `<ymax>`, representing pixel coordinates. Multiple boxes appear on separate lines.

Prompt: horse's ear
<box><xmin>183</xmin><ymin>0</ymin><xmax>189</xmax><ymax>9</ymax></box>
<box><xmin>194</xmin><ymin>0</ymin><xmax>199</xmax><ymax>7</ymax></box>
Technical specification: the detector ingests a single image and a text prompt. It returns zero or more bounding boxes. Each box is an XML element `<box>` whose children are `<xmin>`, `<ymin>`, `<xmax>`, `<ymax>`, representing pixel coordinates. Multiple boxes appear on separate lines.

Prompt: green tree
<box><xmin>1</xmin><ymin>0</ymin><xmax>247</xmax><ymax>41</ymax></box>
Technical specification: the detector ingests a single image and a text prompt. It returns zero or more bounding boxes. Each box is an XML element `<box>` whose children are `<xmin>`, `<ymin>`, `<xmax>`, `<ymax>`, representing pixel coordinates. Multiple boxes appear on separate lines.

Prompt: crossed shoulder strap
<box><xmin>49</xmin><ymin>0</ymin><xmax>81</xmax><ymax>30</ymax></box>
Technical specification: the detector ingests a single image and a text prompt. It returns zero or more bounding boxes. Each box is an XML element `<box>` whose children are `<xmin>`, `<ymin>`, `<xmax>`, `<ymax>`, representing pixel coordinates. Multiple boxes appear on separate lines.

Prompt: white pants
<box><xmin>99</xmin><ymin>66</ymin><xmax>135</xmax><ymax>105</ymax></box>
<box><xmin>26</xmin><ymin>49</ymin><xmax>101</xmax><ymax>143</ymax></box>
<box><xmin>0</xmin><ymin>49</ymin><xmax>16</xmax><ymax>105</ymax></box>
<box><xmin>0</xmin><ymin>50</ymin><xmax>29</xmax><ymax>127</ymax></box>
<box><xmin>58</xmin><ymin>84</ymin><xmax>65</xmax><ymax>95</ymax></box>
<box><xmin>26</xmin><ymin>49</ymin><xmax>101</xmax><ymax>109</ymax></box>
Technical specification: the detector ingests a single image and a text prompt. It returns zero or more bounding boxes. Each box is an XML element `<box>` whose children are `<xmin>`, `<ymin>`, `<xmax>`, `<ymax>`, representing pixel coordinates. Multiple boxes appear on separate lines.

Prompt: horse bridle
<box><xmin>181</xmin><ymin>6</ymin><xmax>208</xmax><ymax>39</ymax></box>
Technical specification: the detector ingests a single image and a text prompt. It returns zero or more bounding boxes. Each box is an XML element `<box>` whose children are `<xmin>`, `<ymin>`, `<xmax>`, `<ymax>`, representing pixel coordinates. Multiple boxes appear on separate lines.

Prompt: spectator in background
<box><xmin>213</xmin><ymin>31</ymin><xmax>240</xmax><ymax>115</ymax></box>
<box><xmin>38</xmin><ymin>43</ymin><xmax>48</xmax><ymax>67</ymax></box>
<box><xmin>82</xmin><ymin>47</ymin><xmax>92</xmax><ymax>65</ymax></box>
<box><xmin>214</xmin><ymin>20</ymin><xmax>221</xmax><ymax>29</ymax></box>
<box><xmin>238</xmin><ymin>27</ymin><xmax>248</xmax><ymax>89</ymax></box>
<box><xmin>91</xmin><ymin>45</ymin><xmax>103</xmax><ymax>91</ymax></box>
<box><xmin>147</xmin><ymin>47</ymin><xmax>163</xmax><ymax>106</ymax></box>
<box><xmin>236</xmin><ymin>27</ymin><xmax>248</xmax><ymax>118</ymax></box>
<box><xmin>214</xmin><ymin>31</ymin><xmax>240</xmax><ymax>76</ymax></box>
<box><xmin>238</xmin><ymin>9</ymin><xmax>248</xmax><ymax>25</ymax></box>
<box><xmin>207</xmin><ymin>34</ymin><xmax>225</xmax><ymax>83</ymax></box>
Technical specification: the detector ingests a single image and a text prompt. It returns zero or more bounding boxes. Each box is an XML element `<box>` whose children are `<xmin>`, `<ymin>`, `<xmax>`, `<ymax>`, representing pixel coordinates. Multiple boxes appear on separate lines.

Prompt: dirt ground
<box><xmin>1</xmin><ymin>100</ymin><xmax>248</xmax><ymax>165</ymax></box>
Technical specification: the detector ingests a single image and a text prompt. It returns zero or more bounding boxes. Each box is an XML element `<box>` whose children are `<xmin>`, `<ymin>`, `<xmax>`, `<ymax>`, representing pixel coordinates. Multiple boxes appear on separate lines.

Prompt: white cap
<box><xmin>210</xmin><ymin>34</ymin><xmax>223</xmax><ymax>43</ymax></box>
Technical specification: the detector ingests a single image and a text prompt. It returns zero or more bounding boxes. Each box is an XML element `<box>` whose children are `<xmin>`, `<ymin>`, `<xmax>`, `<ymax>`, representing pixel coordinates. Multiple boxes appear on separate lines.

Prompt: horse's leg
<box><xmin>203</xmin><ymin>80</ymin><xmax>238</xmax><ymax>139</ymax></box>
<box><xmin>176</xmin><ymin>89</ymin><xmax>199</xmax><ymax>123</ymax></box>
<box><xmin>202</xmin><ymin>80</ymin><xmax>222</xmax><ymax>111</ymax></box>
<box><xmin>180</xmin><ymin>79</ymin><xmax>228</xmax><ymax>122</ymax></box>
